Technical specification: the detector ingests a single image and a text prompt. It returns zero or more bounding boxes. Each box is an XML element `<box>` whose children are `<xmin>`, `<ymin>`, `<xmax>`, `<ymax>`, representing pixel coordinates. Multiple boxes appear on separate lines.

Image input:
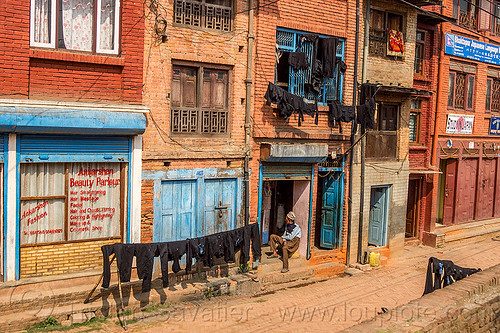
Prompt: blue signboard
<box><xmin>445</xmin><ymin>33</ymin><xmax>500</xmax><ymax>66</ymax></box>
<box><xmin>490</xmin><ymin>117</ymin><xmax>500</xmax><ymax>135</ymax></box>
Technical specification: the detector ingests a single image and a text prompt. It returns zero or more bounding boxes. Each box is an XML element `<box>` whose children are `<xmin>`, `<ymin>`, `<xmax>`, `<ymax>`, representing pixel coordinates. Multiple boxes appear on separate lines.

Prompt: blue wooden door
<box><xmin>204</xmin><ymin>178</ymin><xmax>237</xmax><ymax>235</ymax></box>
<box><xmin>157</xmin><ymin>180</ymin><xmax>197</xmax><ymax>242</ymax></box>
<box><xmin>368</xmin><ymin>186</ymin><xmax>389</xmax><ymax>246</ymax></box>
<box><xmin>320</xmin><ymin>172</ymin><xmax>343</xmax><ymax>249</ymax></box>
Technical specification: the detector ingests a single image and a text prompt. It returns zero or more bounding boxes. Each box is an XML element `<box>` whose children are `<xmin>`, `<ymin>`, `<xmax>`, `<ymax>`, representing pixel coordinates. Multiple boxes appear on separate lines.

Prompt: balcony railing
<box><xmin>459</xmin><ymin>12</ymin><xmax>478</xmax><ymax>30</ymax></box>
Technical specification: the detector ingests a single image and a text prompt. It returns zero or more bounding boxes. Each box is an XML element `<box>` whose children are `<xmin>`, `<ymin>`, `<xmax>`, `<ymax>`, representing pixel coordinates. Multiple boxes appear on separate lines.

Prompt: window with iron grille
<box><xmin>171</xmin><ymin>64</ymin><xmax>229</xmax><ymax>135</ymax></box>
<box><xmin>174</xmin><ymin>0</ymin><xmax>232</xmax><ymax>32</ymax></box>
<box><xmin>409</xmin><ymin>99</ymin><xmax>421</xmax><ymax>143</ymax></box>
<box><xmin>448</xmin><ymin>70</ymin><xmax>475</xmax><ymax>110</ymax></box>
<box><xmin>275</xmin><ymin>28</ymin><xmax>345</xmax><ymax>104</ymax></box>
<box><xmin>486</xmin><ymin>78</ymin><xmax>500</xmax><ymax>112</ymax></box>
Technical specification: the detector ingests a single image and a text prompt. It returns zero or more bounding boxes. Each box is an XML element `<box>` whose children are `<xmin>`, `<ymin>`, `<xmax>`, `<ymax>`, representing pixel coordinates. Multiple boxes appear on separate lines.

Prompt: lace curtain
<box><xmin>33</xmin><ymin>0</ymin><xmax>51</xmax><ymax>44</ymax></box>
<box><xmin>61</xmin><ymin>0</ymin><xmax>94</xmax><ymax>51</ymax></box>
<box><xmin>99</xmin><ymin>0</ymin><xmax>116</xmax><ymax>51</ymax></box>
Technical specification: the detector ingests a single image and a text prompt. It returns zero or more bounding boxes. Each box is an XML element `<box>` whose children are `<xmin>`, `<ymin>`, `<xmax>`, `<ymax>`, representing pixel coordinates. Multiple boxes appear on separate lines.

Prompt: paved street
<box><xmin>64</xmin><ymin>237</ymin><xmax>499</xmax><ymax>333</ymax></box>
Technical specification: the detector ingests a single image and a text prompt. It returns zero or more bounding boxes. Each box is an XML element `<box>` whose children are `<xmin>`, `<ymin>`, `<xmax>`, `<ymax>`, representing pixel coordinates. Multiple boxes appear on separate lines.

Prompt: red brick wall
<box><xmin>0</xmin><ymin>0</ymin><xmax>144</xmax><ymax>104</ymax></box>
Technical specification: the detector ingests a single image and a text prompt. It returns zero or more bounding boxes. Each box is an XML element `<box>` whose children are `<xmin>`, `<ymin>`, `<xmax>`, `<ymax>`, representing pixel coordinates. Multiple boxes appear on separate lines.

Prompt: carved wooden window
<box><xmin>487</xmin><ymin>78</ymin><xmax>500</xmax><ymax>112</ymax></box>
<box><xmin>454</xmin><ymin>0</ymin><xmax>479</xmax><ymax>29</ymax></box>
<box><xmin>171</xmin><ymin>64</ymin><xmax>229</xmax><ymax>135</ymax></box>
<box><xmin>366</xmin><ymin>104</ymin><xmax>398</xmax><ymax>159</ymax></box>
<box><xmin>448</xmin><ymin>71</ymin><xmax>475</xmax><ymax>110</ymax></box>
<box><xmin>369</xmin><ymin>9</ymin><xmax>403</xmax><ymax>57</ymax></box>
<box><xmin>174</xmin><ymin>0</ymin><xmax>232</xmax><ymax>32</ymax></box>
<box><xmin>493</xmin><ymin>2</ymin><xmax>500</xmax><ymax>35</ymax></box>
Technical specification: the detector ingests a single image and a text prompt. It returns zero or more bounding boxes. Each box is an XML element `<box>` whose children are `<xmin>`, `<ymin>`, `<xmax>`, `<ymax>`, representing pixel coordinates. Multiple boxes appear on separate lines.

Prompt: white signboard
<box><xmin>446</xmin><ymin>114</ymin><xmax>474</xmax><ymax>134</ymax></box>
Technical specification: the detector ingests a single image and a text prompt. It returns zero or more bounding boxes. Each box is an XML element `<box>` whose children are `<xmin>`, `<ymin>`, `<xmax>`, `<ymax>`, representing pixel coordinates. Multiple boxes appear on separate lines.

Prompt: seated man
<box><xmin>268</xmin><ymin>211</ymin><xmax>301</xmax><ymax>273</ymax></box>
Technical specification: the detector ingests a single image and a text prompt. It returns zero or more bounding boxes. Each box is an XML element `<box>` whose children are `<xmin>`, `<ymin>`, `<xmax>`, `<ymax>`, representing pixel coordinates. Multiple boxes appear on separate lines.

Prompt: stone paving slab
<box><xmin>40</xmin><ymin>236</ymin><xmax>499</xmax><ymax>333</ymax></box>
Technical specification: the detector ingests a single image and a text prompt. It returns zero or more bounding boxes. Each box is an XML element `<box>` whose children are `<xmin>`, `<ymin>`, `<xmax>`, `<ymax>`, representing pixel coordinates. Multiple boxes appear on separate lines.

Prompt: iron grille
<box><xmin>454</xmin><ymin>73</ymin><xmax>466</xmax><ymax>109</ymax></box>
<box><xmin>492</xmin><ymin>80</ymin><xmax>500</xmax><ymax>112</ymax></box>
<box><xmin>174</xmin><ymin>0</ymin><xmax>232</xmax><ymax>32</ymax></box>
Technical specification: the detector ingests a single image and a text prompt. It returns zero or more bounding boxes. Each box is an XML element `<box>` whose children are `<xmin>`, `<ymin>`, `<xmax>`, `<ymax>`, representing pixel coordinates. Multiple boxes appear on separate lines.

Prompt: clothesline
<box><xmin>101</xmin><ymin>223</ymin><xmax>261</xmax><ymax>292</ymax></box>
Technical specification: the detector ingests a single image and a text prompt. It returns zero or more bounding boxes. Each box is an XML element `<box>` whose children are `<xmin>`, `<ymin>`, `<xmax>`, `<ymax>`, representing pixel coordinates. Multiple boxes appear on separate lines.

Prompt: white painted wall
<box><xmin>5</xmin><ymin>134</ymin><xmax>17</xmax><ymax>281</ymax></box>
<box><xmin>129</xmin><ymin>135</ymin><xmax>142</xmax><ymax>244</ymax></box>
<box><xmin>293</xmin><ymin>180</ymin><xmax>310</xmax><ymax>257</ymax></box>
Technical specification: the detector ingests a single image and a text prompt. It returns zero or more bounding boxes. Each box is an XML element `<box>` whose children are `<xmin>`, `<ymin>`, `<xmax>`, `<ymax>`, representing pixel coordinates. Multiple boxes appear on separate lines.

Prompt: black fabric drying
<box><xmin>328</xmin><ymin>100</ymin><xmax>355</xmax><ymax>133</ymax></box>
<box><xmin>135</xmin><ymin>243</ymin><xmax>157</xmax><ymax>292</ymax></box>
<box><xmin>357</xmin><ymin>83</ymin><xmax>379</xmax><ymax>134</ymax></box>
<box><xmin>423</xmin><ymin>257</ymin><xmax>481</xmax><ymax>296</ymax></box>
<box><xmin>318</xmin><ymin>37</ymin><xmax>338</xmax><ymax>78</ymax></box>
<box><xmin>288</xmin><ymin>52</ymin><xmax>309</xmax><ymax>70</ymax></box>
<box><xmin>101</xmin><ymin>224</ymin><xmax>262</xmax><ymax>292</ymax></box>
<box><xmin>359</xmin><ymin>83</ymin><xmax>378</xmax><ymax>104</ymax></box>
<box><xmin>167</xmin><ymin>240</ymin><xmax>188</xmax><ymax>274</ymax></box>
<box><xmin>338</xmin><ymin>60</ymin><xmax>347</xmax><ymax>73</ymax></box>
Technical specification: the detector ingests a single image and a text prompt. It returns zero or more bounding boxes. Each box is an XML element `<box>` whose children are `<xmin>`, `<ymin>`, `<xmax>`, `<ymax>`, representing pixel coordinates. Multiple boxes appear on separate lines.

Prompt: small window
<box><xmin>489</xmin><ymin>78</ymin><xmax>500</xmax><ymax>112</ymax></box>
<box><xmin>366</xmin><ymin>104</ymin><xmax>399</xmax><ymax>159</ymax></box>
<box><xmin>493</xmin><ymin>2</ymin><xmax>500</xmax><ymax>35</ymax></box>
<box><xmin>414</xmin><ymin>31</ymin><xmax>425</xmax><ymax>75</ymax></box>
<box><xmin>448</xmin><ymin>70</ymin><xmax>475</xmax><ymax>110</ymax></box>
<box><xmin>171</xmin><ymin>64</ymin><xmax>229</xmax><ymax>135</ymax></box>
<box><xmin>486</xmin><ymin>78</ymin><xmax>492</xmax><ymax>111</ymax></box>
<box><xmin>30</xmin><ymin>0</ymin><xmax>121</xmax><ymax>54</ymax></box>
<box><xmin>409</xmin><ymin>99</ymin><xmax>421</xmax><ymax>143</ymax></box>
<box><xmin>455</xmin><ymin>0</ymin><xmax>479</xmax><ymax>29</ymax></box>
<box><xmin>378</xmin><ymin>104</ymin><xmax>398</xmax><ymax>131</ymax></box>
<box><xmin>174</xmin><ymin>0</ymin><xmax>232</xmax><ymax>32</ymax></box>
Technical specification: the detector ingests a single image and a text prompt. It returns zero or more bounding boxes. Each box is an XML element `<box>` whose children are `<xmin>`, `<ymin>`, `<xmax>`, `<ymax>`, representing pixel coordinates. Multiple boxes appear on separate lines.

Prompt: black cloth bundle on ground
<box><xmin>264</xmin><ymin>82</ymin><xmax>318</xmax><ymax>126</ymax></box>
<box><xmin>101</xmin><ymin>224</ymin><xmax>261</xmax><ymax>292</ymax></box>
<box><xmin>422</xmin><ymin>257</ymin><xmax>481</xmax><ymax>296</ymax></box>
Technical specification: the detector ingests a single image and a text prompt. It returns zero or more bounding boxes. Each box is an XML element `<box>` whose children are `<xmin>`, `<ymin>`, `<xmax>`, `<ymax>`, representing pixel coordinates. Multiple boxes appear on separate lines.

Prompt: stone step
<box><xmin>439</xmin><ymin>218</ymin><xmax>500</xmax><ymax>238</ymax></box>
<box><xmin>445</xmin><ymin>224</ymin><xmax>500</xmax><ymax>245</ymax></box>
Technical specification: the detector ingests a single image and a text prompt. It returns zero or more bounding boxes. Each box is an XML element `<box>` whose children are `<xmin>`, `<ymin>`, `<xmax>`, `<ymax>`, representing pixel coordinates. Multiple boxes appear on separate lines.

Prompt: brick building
<box><xmin>0</xmin><ymin>0</ymin><xmax>146</xmax><ymax>281</ymax></box>
<box><xmin>140</xmin><ymin>0</ymin><xmax>250</xmax><ymax>251</ymax></box>
<box><xmin>250</xmin><ymin>0</ymin><xmax>356</xmax><ymax>265</ymax></box>
<box><xmin>420</xmin><ymin>0</ymin><xmax>500</xmax><ymax>246</ymax></box>
<box><xmin>348</xmin><ymin>0</ymin><xmax>440</xmax><ymax>262</ymax></box>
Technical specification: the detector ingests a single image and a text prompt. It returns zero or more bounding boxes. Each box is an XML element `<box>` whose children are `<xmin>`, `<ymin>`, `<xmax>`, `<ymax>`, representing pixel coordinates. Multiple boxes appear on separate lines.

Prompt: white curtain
<box><xmin>61</xmin><ymin>0</ymin><xmax>94</xmax><ymax>51</ymax></box>
<box><xmin>99</xmin><ymin>0</ymin><xmax>115</xmax><ymax>51</ymax></box>
<box><xmin>33</xmin><ymin>0</ymin><xmax>51</xmax><ymax>44</ymax></box>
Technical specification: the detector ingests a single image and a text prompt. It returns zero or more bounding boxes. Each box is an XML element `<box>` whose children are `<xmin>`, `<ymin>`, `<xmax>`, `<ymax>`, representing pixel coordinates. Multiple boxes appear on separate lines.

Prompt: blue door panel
<box><xmin>368</xmin><ymin>187</ymin><xmax>389</xmax><ymax>246</ymax></box>
<box><xmin>320</xmin><ymin>172</ymin><xmax>343</xmax><ymax>249</ymax></box>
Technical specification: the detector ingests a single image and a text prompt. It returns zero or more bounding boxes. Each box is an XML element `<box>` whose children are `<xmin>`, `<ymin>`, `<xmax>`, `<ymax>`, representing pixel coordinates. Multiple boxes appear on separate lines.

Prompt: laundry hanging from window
<box><xmin>264</xmin><ymin>82</ymin><xmax>318</xmax><ymax>126</ymax></box>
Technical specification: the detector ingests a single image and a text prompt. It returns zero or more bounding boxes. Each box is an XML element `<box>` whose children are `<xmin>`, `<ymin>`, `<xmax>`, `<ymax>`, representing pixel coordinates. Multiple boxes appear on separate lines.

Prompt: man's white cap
<box><xmin>286</xmin><ymin>211</ymin><xmax>296</xmax><ymax>221</ymax></box>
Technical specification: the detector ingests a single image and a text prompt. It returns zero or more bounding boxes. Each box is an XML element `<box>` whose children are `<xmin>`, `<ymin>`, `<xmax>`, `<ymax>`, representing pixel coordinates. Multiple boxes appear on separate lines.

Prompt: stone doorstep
<box><xmin>445</xmin><ymin>226</ymin><xmax>500</xmax><ymax>245</ymax></box>
<box><xmin>0</xmin><ymin>260</ymin><xmax>345</xmax><ymax>331</ymax></box>
<box><xmin>437</xmin><ymin>217</ymin><xmax>500</xmax><ymax>237</ymax></box>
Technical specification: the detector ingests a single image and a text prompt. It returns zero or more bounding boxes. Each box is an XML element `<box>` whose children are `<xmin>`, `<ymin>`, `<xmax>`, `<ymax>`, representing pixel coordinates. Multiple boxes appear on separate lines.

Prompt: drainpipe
<box><xmin>356</xmin><ymin>0</ymin><xmax>370</xmax><ymax>264</ymax></box>
<box><xmin>347</xmin><ymin>0</ymin><xmax>361</xmax><ymax>264</ymax></box>
<box><xmin>244</xmin><ymin>0</ymin><xmax>254</xmax><ymax>226</ymax></box>
<box><xmin>431</xmin><ymin>15</ymin><xmax>444</xmax><ymax>168</ymax></box>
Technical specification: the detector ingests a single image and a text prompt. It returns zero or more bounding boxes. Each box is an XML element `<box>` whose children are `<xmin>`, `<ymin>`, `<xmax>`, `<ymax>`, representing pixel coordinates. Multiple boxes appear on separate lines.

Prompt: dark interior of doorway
<box><xmin>261</xmin><ymin>180</ymin><xmax>293</xmax><ymax>244</ymax></box>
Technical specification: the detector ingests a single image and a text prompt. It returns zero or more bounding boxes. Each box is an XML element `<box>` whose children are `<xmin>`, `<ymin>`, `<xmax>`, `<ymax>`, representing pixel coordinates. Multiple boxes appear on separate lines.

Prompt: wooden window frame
<box><xmin>29</xmin><ymin>0</ymin><xmax>122</xmax><ymax>55</ymax></box>
<box><xmin>170</xmin><ymin>61</ymin><xmax>232</xmax><ymax>136</ymax></box>
<box><xmin>19</xmin><ymin>162</ymin><xmax>126</xmax><ymax>247</ymax></box>
<box><xmin>173</xmin><ymin>0</ymin><xmax>233</xmax><ymax>32</ymax></box>
<box><xmin>455</xmin><ymin>0</ymin><xmax>479</xmax><ymax>29</ymax></box>
<box><xmin>369</xmin><ymin>9</ymin><xmax>404</xmax><ymax>58</ymax></box>
<box><xmin>409</xmin><ymin>112</ymin><xmax>420</xmax><ymax>144</ymax></box>
<box><xmin>448</xmin><ymin>70</ymin><xmax>475</xmax><ymax>111</ymax></box>
<box><xmin>414</xmin><ymin>30</ymin><xmax>426</xmax><ymax>76</ymax></box>
<box><xmin>493</xmin><ymin>2</ymin><xmax>500</xmax><ymax>35</ymax></box>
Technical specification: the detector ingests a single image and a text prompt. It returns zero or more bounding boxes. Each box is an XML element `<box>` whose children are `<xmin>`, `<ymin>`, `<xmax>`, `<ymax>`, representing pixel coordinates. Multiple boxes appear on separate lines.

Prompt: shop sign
<box><xmin>489</xmin><ymin>117</ymin><xmax>500</xmax><ymax>135</ymax></box>
<box><xmin>446</xmin><ymin>114</ymin><xmax>474</xmax><ymax>134</ymax></box>
<box><xmin>445</xmin><ymin>33</ymin><xmax>500</xmax><ymax>66</ymax></box>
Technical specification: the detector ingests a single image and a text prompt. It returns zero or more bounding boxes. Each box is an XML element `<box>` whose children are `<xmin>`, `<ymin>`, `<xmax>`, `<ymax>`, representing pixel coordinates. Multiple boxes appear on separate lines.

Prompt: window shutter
<box><xmin>182</xmin><ymin>68</ymin><xmax>197</xmax><ymax>108</ymax></box>
<box><xmin>479</xmin><ymin>0</ymin><xmax>492</xmax><ymax>31</ymax></box>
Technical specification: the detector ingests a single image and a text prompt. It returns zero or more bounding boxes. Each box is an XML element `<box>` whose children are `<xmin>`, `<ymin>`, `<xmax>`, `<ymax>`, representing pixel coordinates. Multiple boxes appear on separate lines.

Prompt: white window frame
<box><xmin>30</xmin><ymin>0</ymin><xmax>56</xmax><ymax>49</ymax></box>
<box><xmin>96</xmin><ymin>0</ymin><xmax>121</xmax><ymax>55</ymax></box>
<box><xmin>30</xmin><ymin>0</ymin><xmax>121</xmax><ymax>55</ymax></box>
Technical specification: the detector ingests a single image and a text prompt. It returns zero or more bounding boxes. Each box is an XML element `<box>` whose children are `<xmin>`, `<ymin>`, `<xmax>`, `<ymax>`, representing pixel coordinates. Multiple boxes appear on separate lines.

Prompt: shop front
<box><xmin>1</xmin><ymin>101</ymin><xmax>146</xmax><ymax>281</ymax></box>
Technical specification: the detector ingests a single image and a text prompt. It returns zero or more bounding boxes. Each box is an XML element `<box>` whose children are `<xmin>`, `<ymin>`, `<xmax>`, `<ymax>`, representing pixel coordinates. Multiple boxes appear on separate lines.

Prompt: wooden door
<box><xmin>477</xmin><ymin>159</ymin><xmax>496</xmax><ymax>220</ymax></box>
<box><xmin>455</xmin><ymin>159</ymin><xmax>478</xmax><ymax>224</ymax></box>
<box><xmin>406</xmin><ymin>179</ymin><xmax>420</xmax><ymax>237</ymax></box>
<box><xmin>443</xmin><ymin>159</ymin><xmax>457</xmax><ymax>225</ymax></box>
<box><xmin>368</xmin><ymin>186</ymin><xmax>389</xmax><ymax>246</ymax></box>
<box><xmin>320</xmin><ymin>172</ymin><xmax>343</xmax><ymax>249</ymax></box>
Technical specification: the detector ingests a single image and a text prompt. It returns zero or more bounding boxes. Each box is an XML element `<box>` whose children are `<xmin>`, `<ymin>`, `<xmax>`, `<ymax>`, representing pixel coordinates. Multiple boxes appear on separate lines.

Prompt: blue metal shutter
<box><xmin>262</xmin><ymin>163</ymin><xmax>312</xmax><ymax>180</ymax></box>
<box><xmin>19</xmin><ymin>134</ymin><xmax>130</xmax><ymax>163</ymax></box>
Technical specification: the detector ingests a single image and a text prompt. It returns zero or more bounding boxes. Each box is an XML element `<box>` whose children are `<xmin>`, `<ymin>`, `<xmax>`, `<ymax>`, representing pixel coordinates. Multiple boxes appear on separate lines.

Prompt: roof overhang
<box><xmin>260</xmin><ymin>143</ymin><xmax>329</xmax><ymax>163</ymax></box>
<box><xmin>378</xmin><ymin>86</ymin><xmax>432</xmax><ymax>96</ymax></box>
<box><xmin>0</xmin><ymin>99</ymin><xmax>148</xmax><ymax>135</ymax></box>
